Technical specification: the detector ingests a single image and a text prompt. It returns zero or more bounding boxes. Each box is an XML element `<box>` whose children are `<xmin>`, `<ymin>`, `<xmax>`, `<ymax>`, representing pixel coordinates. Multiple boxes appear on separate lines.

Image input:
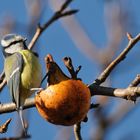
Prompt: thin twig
<box><xmin>129</xmin><ymin>74</ymin><xmax>140</xmax><ymax>87</ymax></box>
<box><xmin>0</xmin><ymin>98</ymin><xmax>35</xmax><ymax>114</ymax></box>
<box><xmin>90</xmin><ymin>103</ymin><xmax>100</xmax><ymax>109</ymax></box>
<box><xmin>74</xmin><ymin>123</ymin><xmax>82</xmax><ymax>140</ymax></box>
<box><xmin>28</xmin><ymin>0</ymin><xmax>78</xmax><ymax>50</ymax></box>
<box><xmin>63</xmin><ymin>57</ymin><xmax>77</xmax><ymax>79</ymax></box>
<box><xmin>0</xmin><ymin>71</ymin><xmax>6</xmax><ymax>92</ymax></box>
<box><xmin>60</xmin><ymin>0</ymin><xmax>73</xmax><ymax>12</ymax></box>
<box><xmin>0</xmin><ymin>77</ymin><xmax>6</xmax><ymax>92</ymax></box>
<box><xmin>126</xmin><ymin>32</ymin><xmax>133</xmax><ymax>41</ymax></box>
<box><xmin>0</xmin><ymin>71</ymin><xmax>5</xmax><ymax>83</ymax></box>
<box><xmin>75</xmin><ymin>65</ymin><xmax>82</xmax><ymax>75</ymax></box>
<box><xmin>94</xmin><ymin>33</ymin><xmax>140</xmax><ymax>85</ymax></box>
<box><xmin>0</xmin><ymin>118</ymin><xmax>12</xmax><ymax>133</ymax></box>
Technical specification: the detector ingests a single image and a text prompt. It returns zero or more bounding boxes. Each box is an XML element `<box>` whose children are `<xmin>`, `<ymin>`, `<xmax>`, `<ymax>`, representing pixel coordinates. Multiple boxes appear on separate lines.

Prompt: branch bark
<box><xmin>94</xmin><ymin>33</ymin><xmax>140</xmax><ymax>85</ymax></box>
<box><xmin>63</xmin><ymin>57</ymin><xmax>77</xmax><ymax>79</ymax></box>
<box><xmin>0</xmin><ymin>118</ymin><xmax>11</xmax><ymax>133</ymax></box>
<box><xmin>0</xmin><ymin>77</ymin><xmax>6</xmax><ymax>92</ymax></box>
<box><xmin>74</xmin><ymin>123</ymin><xmax>82</xmax><ymax>140</ymax></box>
<box><xmin>1</xmin><ymin>85</ymin><xmax>140</xmax><ymax>114</ymax></box>
<box><xmin>129</xmin><ymin>74</ymin><xmax>140</xmax><ymax>87</ymax></box>
<box><xmin>0</xmin><ymin>98</ymin><xmax>35</xmax><ymax>114</ymax></box>
<box><xmin>89</xmin><ymin>85</ymin><xmax>140</xmax><ymax>100</ymax></box>
<box><xmin>28</xmin><ymin>0</ymin><xmax>78</xmax><ymax>50</ymax></box>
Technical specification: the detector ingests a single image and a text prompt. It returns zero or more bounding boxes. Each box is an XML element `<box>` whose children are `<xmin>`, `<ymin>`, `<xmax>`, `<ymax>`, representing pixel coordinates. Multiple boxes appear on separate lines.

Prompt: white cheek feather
<box><xmin>1</xmin><ymin>39</ymin><xmax>10</xmax><ymax>47</ymax></box>
<box><xmin>5</xmin><ymin>43</ymin><xmax>24</xmax><ymax>54</ymax></box>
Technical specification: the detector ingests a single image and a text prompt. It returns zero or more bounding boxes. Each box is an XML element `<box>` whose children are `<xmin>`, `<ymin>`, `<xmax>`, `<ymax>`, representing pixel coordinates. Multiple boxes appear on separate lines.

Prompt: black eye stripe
<box><xmin>3</xmin><ymin>40</ymin><xmax>23</xmax><ymax>48</ymax></box>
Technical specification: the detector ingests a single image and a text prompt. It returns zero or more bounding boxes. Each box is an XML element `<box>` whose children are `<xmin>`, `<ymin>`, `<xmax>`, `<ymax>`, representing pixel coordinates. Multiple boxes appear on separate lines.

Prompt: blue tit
<box><xmin>1</xmin><ymin>34</ymin><xmax>42</xmax><ymax>135</ymax></box>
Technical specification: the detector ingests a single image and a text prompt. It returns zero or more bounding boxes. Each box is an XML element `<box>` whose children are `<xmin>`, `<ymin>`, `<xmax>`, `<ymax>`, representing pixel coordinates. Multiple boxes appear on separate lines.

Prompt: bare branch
<box><xmin>0</xmin><ymin>118</ymin><xmax>11</xmax><ymax>133</ymax></box>
<box><xmin>74</xmin><ymin>123</ymin><xmax>82</xmax><ymax>140</ymax></box>
<box><xmin>60</xmin><ymin>0</ymin><xmax>73</xmax><ymax>12</ymax></box>
<box><xmin>89</xmin><ymin>84</ymin><xmax>140</xmax><ymax>102</ymax></box>
<box><xmin>60</xmin><ymin>10</ymin><xmax>78</xmax><ymax>17</ymax></box>
<box><xmin>0</xmin><ymin>98</ymin><xmax>35</xmax><ymax>114</ymax></box>
<box><xmin>0</xmin><ymin>71</ymin><xmax>5</xmax><ymax>83</ymax></box>
<box><xmin>129</xmin><ymin>74</ymin><xmax>140</xmax><ymax>87</ymax></box>
<box><xmin>0</xmin><ymin>71</ymin><xmax>6</xmax><ymax>92</ymax></box>
<box><xmin>94</xmin><ymin>33</ymin><xmax>140</xmax><ymax>85</ymax></box>
<box><xmin>28</xmin><ymin>0</ymin><xmax>78</xmax><ymax>50</ymax></box>
<box><xmin>63</xmin><ymin>57</ymin><xmax>77</xmax><ymax>79</ymax></box>
<box><xmin>0</xmin><ymin>77</ymin><xmax>6</xmax><ymax>92</ymax></box>
<box><xmin>75</xmin><ymin>65</ymin><xmax>82</xmax><ymax>75</ymax></box>
<box><xmin>1</xmin><ymin>84</ymin><xmax>140</xmax><ymax>113</ymax></box>
<box><xmin>126</xmin><ymin>32</ymin><xmax>133</xmax><ymax>41</ymax></box>
<box><xmin>90</xmin><ymin>103</ymin><xmax>100</xmax><ymax>109</ymax></box>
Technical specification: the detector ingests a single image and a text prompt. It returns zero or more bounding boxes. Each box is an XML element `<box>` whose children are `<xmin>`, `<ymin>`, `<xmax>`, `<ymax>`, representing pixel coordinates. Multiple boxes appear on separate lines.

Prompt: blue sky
<box><xmin>1</xmin><ymin>0</ymin><xmax>140</xmax><ymax>140</ymax></box>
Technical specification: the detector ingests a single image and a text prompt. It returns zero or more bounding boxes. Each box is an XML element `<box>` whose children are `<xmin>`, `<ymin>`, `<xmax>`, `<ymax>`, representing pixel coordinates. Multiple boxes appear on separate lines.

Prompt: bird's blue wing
<box><xmin>6</xmin><ymin>52</ymin><xmax>27</xmax><ymax>134</ymax></box>
<box><xmin>6</xmin><ymin>52</ymin><xmax>23</xmax><ymax>109</ymax></box>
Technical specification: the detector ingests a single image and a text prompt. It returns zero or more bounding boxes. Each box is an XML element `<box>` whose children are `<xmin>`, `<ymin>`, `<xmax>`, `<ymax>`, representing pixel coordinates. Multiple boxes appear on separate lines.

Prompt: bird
<box><xmin>1</xmin><ymin>34</ymin><xmax>42</xmax><ymax>135</ymax></box>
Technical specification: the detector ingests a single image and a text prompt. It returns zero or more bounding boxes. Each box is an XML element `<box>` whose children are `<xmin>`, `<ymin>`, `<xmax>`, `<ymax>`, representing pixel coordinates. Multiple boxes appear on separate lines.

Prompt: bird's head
<box><xmin>1</xmin><ymin>34</ymin><xmax>27</xmax><ymax>57</ymax></box>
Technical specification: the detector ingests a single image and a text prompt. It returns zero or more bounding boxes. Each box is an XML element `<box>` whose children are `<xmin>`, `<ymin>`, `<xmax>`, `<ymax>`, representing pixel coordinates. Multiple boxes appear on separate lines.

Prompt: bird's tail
<box><xmin>17</xmin><ymin>107</ymin><xmax>27</xmax><ymax>136</ymax></box>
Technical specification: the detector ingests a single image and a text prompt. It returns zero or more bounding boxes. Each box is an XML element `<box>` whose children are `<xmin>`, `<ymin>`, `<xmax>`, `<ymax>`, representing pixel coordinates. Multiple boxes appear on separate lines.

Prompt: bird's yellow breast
<box><xmin>19</xmin><ymin>50</ymin><xmax>42</xmax><ymax>90</ymax></box>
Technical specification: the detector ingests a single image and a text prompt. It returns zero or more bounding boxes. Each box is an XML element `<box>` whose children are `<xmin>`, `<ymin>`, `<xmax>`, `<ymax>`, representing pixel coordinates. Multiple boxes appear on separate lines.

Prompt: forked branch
<box><xmin>94</xmin><ymin>33</ymin><xmax>140</xmax><ymax>85</ymax></box>
<box><xmin>28</xmin><ymin>0</ymin><xmax>78</xmax><ymax>50</ymax></box>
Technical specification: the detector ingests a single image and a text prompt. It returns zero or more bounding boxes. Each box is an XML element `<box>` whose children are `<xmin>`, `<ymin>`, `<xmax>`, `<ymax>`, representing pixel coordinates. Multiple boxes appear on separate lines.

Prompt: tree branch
<box><xmin>74</xmin><ymin>123</ymin><xmax>82</xmax><ymax>140</ymax></box>
<box><xmin>0</xmin><ymin>71</ymin><xmax>5</xmax><ymax>83</ymax></box>
<box><xmin>89</xmin><ymin>85</ymin><xmax>140</xmax><ymax>101</ymax></box>
<box><xmin>63</xmin><ymin>57</ymin><xmax>77</xmax><ymax>79</ymax></box>
<box><xmin>0</xmin><ymin>77</ymin><xmax>6</xmax><ymax>92</ymax></box>
<box><xmin>0</xmin><ymin>98</ymin><xmax>35</xmax><ymax>114</ymax></box>
<box><xmin>94</xmin><ymin>33</ymin><xmax>140</xmax><ymax>85</ymax></box>
<box><xmin>28</xmin><ymin>0</ymin><xmax>78</xmax><ymax>50</ymax></box>
<box><xmin>129</xmin><ymin>74</ymin><xmax>140</xmax><ymax>87</ymax></box>
<box><xmin>0</xmin><ymin>71</ymin><xmax>6</xmax><ymax>92</ymax></box>
<box><xmin>1</xmin><ymin>85</ymin><xmax>140</xmax><ymax>113</ymax></box>
<box><xmin>0</xmin><ymin>118</ymin><xmax>11</xmax><ymax>133</ymax></box>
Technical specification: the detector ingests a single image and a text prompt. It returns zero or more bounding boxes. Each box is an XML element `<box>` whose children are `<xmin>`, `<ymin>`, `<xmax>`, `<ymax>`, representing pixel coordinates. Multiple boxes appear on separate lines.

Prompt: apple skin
<box><xmin>35</xmin><ymin>79</ymin><xmax>91</xmax><ymax>126</ymax></box>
